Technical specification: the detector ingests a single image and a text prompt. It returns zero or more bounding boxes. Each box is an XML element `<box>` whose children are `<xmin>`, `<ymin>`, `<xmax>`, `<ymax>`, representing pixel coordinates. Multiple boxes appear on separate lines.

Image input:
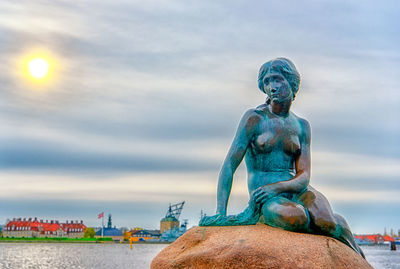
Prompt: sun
<box><xmin>27</xmin><ymin>58</ymin><xmax>50</xmax><ymax>79</ymax></box>
<box><xmin>18</xmin><ymin>49</ymin><xmax>58</xmax><ymax>87</ymax></box>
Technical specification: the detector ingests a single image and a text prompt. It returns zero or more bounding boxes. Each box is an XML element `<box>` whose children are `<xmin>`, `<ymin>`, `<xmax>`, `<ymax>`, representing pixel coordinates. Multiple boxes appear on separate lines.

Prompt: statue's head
<box><xmin>258</xmin><ymin>58</ymin><xmax>300</xmax><ymax>102</ymax></box>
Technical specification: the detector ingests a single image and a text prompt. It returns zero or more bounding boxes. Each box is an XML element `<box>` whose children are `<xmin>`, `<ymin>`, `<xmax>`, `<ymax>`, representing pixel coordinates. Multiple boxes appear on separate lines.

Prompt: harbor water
<box><xmin>362</xmin><ymin>245</ymin><xmax>400</xmax><ymax>269</ymax></box>
<box><xmin>0</xmin><ymin>243</ymin><xmax>399</xmax><ymax>268</ymax></box>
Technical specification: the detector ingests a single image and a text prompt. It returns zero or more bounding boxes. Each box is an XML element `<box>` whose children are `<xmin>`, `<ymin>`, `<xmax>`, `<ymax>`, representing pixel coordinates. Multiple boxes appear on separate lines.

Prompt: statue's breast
<box><xmin>283</xmin><ymin>134</ymin><xmax>301</xmax><ymax>156</ymax></box>
<box><xmin>252</xmin><ymin>118</ymin><xmax>301</xmax><ymax>156</ymax></box>
<box><xmin>253</xmin><ymin>132</ymin><xmax>276</xmax><ymax>153</ymax></box>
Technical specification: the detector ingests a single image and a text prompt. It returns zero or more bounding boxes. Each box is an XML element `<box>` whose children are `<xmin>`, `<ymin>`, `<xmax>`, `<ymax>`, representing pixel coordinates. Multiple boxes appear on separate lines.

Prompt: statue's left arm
<box><xmin>253</xmin><ymin>119</ymin><xmax>311</xmax><ymax>204</ymax></box>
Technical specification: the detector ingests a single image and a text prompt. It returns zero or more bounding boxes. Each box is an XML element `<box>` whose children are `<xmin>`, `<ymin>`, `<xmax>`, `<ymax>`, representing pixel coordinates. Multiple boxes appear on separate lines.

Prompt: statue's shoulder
<box><xmin>242</xmin><ymin>103</ymin><xmax>266</xmax><ymax>117</ymax></box>
<box><xmin>245</xmin><ymin>103</ymin><xmax>269</xmax><ymax>123</ymax></box>
<box><xmin>254</xmin><ymin>103</ymin><xmax>269</xmax><ymax>115</ymax></box>
<box><xmin>240</xmin><ymin>106</ymin><xmax>264</xmax><ymax>129</ymax></box>
<box><xmin>291</xmin><ymin>113</ymin><xmax>311</xmax><ymax>139</ymax></box>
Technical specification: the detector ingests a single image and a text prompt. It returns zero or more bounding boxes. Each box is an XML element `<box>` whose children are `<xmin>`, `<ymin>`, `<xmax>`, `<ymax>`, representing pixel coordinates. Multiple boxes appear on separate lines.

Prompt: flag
<box><xmin>98</xmin><ymin>212</ymin><xmax>104</xmax><ymax>219</ymax></box>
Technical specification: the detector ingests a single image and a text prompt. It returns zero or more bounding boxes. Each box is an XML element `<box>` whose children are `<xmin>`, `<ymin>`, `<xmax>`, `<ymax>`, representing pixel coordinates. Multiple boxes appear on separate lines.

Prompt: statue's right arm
<box><xmin>216</xmin><ymin>109</ymin><xmax>260</xmax><ymax>215</ymax></box>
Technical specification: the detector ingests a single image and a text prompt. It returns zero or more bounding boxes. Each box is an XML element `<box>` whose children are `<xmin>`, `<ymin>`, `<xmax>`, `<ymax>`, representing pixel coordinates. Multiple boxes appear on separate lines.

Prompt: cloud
<box><xmin>0</xmin><ymin>136</ymin><xmax>222</xmax><ymax>173</ymax></box>
<box><xmin>0</xmin><ymin>172</ymin><xmax>217</xmax><ymax>200</ymax></box>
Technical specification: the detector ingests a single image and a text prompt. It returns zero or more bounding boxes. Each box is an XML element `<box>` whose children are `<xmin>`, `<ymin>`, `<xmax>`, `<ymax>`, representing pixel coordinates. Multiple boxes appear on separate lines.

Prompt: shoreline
<box><xmin>0</xmin><ymin>240</ymin><xmax>170</xmax><ymax>244</ymax></box>
<box><xmin>0</xmin><ymin>238</ymin><xmax>170</xmax><ymax>244</ymax></box>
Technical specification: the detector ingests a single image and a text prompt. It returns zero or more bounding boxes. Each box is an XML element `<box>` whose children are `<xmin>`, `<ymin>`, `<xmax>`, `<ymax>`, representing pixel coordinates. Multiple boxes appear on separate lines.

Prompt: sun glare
<box><xmin>18</xmin><ymin>50</ymin><xmax>58</xmax><ymax>88</ymax></box>
<box><xmin>27</xmin><ymin>58</ymin><xmax>50</xmax><ymax>79</ymax></box>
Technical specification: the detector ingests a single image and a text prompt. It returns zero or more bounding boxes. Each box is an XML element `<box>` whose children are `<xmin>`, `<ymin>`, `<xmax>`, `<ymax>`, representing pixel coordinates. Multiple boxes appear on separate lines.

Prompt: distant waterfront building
<box><xmin>160</xmin><ymin>222</ymin><xmax>187</xmax><ymax>242</ymax></box>
<box><xmin>160</xmin><ymin>202</ymin><xmax>184</xmax><ymax>233</ymax></box>
<box><xmin>95</xmin><ymin>214</ymin><xmax>123</xmax><ymax>241</ymax></box>
<box><xmin>160</xmin><ymin>216</ymin><xmax>179</xmax><ymax>234</ymax></box>
<box><xmin>129</xmin><ymin>229</ymin><xmax>161</xmax><ymax>242</ymax></box>
<box><xmin>158</xmin><ymin>202</ymin><xmax>187</xmax><ymax>242</ymax></box>
<box><xmin>2</xmin><ymin>218</ymin><xmax>86</xmax><ymax>238</ymax></box>
<box><xmin>354</xmin><ymin>234</ymin><xmax>395</xmax><ymax>245</ymax></box>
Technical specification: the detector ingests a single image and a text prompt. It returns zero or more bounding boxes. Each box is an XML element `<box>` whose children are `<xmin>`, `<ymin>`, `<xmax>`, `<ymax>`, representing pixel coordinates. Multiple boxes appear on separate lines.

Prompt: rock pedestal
<box><xmin>151</xmin><ymin>224</ymin><xmax>372</xmax><ymax>269</ymax></box>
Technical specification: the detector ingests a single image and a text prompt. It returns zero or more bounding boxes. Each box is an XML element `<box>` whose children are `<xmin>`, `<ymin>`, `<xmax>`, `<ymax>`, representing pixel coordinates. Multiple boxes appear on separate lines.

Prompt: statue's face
<box><xmin>262</xmin><ymin>72</ymin><xmax>292</xmax><ymax>103</ymax></box>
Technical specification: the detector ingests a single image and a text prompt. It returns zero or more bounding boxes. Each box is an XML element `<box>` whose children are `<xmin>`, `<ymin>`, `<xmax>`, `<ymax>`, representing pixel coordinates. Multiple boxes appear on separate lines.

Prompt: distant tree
<box><xmin>83</xmin><ymin>227</ymin><xmax>95</xmax><ymax>238</ymax></box>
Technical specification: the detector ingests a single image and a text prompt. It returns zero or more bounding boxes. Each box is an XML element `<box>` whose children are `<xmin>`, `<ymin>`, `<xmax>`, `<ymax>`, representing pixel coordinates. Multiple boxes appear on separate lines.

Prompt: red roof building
<box><xmin>3</xmin><ymin>217</ymin><xmax>87</xmax><ymax>238</ymax></box>
<box><xmin>383</xmin><ymin>235</ymin><xmax>395</xmax><ymax>242</ymax></box>
<box><xmin>355</xmin><ymin>234</ymin><xmax>395</xmax><ymax>244</ymax></box>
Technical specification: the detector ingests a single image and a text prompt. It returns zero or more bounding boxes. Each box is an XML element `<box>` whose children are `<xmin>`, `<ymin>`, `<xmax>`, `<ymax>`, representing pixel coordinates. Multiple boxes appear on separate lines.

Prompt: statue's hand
<box><xmin>252</xmin><ymin>185</ymin><xmax>278</xmax><ymax>204</ymax></box>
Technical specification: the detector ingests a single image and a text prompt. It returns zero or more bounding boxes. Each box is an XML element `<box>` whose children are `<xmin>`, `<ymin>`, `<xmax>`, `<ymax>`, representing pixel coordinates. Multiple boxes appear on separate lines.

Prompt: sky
<box><xmin>0</xmin><ymin>0</ymin><xmax>399</xmax><ymax>234</ymax></box>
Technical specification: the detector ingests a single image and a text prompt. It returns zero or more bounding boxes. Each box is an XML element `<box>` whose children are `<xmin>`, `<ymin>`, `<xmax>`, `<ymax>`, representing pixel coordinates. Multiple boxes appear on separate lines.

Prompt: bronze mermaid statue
<box><xmin>199</xmin><ymin>58</ymin><xmax>364</xmax><ymax>258</ymax></box>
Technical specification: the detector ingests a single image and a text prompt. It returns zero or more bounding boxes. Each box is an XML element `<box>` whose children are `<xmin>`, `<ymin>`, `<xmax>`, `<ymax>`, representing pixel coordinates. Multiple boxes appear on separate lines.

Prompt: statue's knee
<box><xmin>292</xmin><ymin>209</ymin><xmax>308</xmax><ymax>227</ymax></box>
<box><xmin>284</xmin><ymin>205</ymin><xmax>308</xmax><ymax>228</ymax></box>
<box><xmin>262</xmin><ymin>201</ymin><xmax>309</xmax><ymax>231</ymax></box>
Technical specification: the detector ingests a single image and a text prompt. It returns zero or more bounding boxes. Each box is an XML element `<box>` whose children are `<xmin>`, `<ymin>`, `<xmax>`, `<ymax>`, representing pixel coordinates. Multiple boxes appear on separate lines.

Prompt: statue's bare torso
<box><xmin>246</xmin><ymin>104</ymin><xmax>305</xmax><ymax>193</ymax></box>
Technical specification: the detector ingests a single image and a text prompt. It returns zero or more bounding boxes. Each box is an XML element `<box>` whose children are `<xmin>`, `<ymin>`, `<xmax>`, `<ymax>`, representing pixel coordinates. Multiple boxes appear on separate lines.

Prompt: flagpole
<box><xmin>101</xmin><ymin>213</ymin><xmax>104</xmax><ymax>238</ymax></box>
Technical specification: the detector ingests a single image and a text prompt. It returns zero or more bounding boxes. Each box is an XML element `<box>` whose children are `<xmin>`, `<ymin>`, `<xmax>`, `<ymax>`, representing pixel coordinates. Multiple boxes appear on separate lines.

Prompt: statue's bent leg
<box><xmin>261</xmin><ymin>196</ymin><xmax>309</xmax><ymax>232</ymax></box>
<box><xmin>298</xmin><ymin>186</ymin><xmax>365</xmax><ymax>258</ymax></box>
<box><xmin>298</xmin><ymin>186</ymin><xmax>337</xmax><ymax>234</ymax></box>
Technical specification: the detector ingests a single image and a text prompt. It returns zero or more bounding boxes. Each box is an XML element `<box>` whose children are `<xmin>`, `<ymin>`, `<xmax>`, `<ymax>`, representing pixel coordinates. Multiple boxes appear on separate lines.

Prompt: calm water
<box><xmin>0</xmin><ymin>243</ymin><xmax>399</xmax><ymax>268</ymax></box>
<box><xmin>361</xmin><ymin>245</ymin><xmax>400</xmax><ymax>269</ymax></box>
<box><xmin>0</xmin><ymin>243</ymin><xmax>165</xmax><ymax>269</ymax></box>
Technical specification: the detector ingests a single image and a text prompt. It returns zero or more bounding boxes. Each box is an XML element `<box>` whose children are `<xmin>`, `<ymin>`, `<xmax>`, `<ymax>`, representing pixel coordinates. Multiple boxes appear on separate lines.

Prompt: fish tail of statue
<box><xmin>199</xmin><ymin>200</ymin><xmax>260</xmax><ymax>226</ymax></box>
<box><xmin>332</xmin><ymin>214</ymin><xmax>366</xmax><ymax>258</ymax></box>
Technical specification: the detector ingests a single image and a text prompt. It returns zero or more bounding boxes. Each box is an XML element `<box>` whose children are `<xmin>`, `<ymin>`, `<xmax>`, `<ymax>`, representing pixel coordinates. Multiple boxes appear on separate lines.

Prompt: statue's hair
<box><xmin>258</xmin><ymin>58</ymin><xmax>300</xmax><ymax>102</ymax></box>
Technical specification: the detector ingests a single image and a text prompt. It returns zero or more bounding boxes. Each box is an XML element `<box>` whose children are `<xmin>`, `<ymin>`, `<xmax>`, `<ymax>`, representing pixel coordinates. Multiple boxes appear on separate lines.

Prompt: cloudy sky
<box><xmin>0</xmin><ymin>0</ymin><xmax>399</xmax><ymax>234</ymax></box>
